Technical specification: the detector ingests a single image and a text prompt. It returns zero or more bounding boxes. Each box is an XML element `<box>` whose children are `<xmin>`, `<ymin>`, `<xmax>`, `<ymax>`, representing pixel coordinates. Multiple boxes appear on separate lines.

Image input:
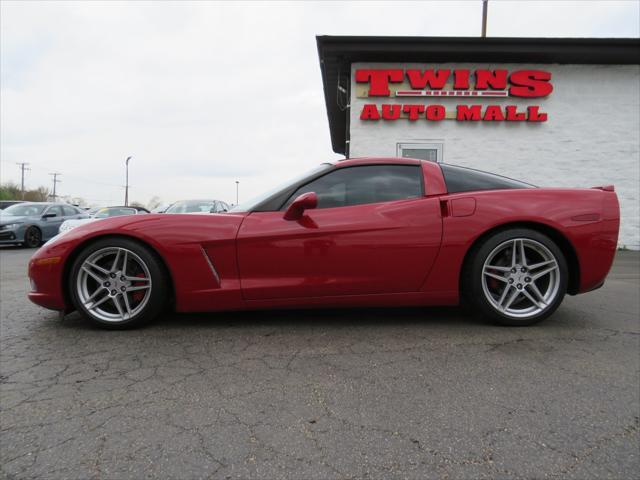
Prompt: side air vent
<box><xmin>201</xmin><ymin>248</ymin><xmax>221</xmax><ymax>286</ymax></box>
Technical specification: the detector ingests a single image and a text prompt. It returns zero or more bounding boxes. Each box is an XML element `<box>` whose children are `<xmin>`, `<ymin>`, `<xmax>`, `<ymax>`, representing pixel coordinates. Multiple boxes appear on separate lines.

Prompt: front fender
<box><xmin>30</xmin><ymin>213</ymin><xmax>249</xmax><ymax>313</ymax></box>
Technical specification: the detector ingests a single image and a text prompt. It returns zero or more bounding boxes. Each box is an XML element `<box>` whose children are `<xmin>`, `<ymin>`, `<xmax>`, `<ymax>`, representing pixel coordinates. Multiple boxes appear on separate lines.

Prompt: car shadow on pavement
<box><xmin>54</xmin><ymin>305</ymin><xmax>491</xmax><ymax>332</ymax></box>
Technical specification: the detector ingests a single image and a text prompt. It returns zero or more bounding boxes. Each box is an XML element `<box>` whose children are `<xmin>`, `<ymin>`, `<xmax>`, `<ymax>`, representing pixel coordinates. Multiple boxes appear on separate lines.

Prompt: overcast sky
<box><xmin>1</xmin><ymin>0</ymin><xmax>639</xmax><ymax>207</ymax></box>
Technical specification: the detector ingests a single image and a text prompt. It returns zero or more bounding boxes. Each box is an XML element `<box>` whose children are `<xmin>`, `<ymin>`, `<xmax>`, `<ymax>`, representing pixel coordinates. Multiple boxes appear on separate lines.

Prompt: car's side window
<box><xmin>44</xmin><ymin>206</ymin><xmax>63</xmax><ymax>217</ymax></box>
<box><xmin>282</xmin><ymin>165</ymin><xmax>423</xmax><ymax>210</ymax></box>
<box><xmin>62</xmin><ymin>206</ymin><xmax>77</xmax><ymax>216</ymax></box>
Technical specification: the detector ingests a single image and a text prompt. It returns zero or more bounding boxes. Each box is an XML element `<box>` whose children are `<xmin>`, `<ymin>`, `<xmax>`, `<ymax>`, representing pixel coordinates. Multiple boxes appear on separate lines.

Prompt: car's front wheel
<box><xmin>69</xmin><ymin>238</ymin><xmax>168</xmax><ymax>329</ymax></box>
<box><xmin>24</xmin><ymin>226</ymin><xmax>42</xmax><ymax>248</ymax></box>
<box><xmin>465</xmin><ymin>228</ymin><xmax>568</xmax><ymax>326</ymax></box>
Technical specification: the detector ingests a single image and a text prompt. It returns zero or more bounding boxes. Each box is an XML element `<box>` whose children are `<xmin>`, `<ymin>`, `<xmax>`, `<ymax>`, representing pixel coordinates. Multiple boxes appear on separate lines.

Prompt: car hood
<box><xmin>45</xmin><ymin>212</ymin><xmax>249</xmax><ymax>251</ymax></box>
<box><xmin>0</xmin><ymin>215</ymin><xmax>30</xmax><ymax>225</ymax></box>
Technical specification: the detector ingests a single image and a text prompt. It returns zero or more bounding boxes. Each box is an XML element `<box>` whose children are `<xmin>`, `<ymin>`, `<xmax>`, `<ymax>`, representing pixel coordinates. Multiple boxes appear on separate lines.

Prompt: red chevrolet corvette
<box><xmin>28</xmin><ymin>158</ymin><xmax>619</xmax><ymax>329</ymax></box>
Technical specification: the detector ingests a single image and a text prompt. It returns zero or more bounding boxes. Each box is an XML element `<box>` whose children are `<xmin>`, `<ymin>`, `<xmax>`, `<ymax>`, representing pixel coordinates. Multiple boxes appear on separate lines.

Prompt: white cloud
<box><xmin>1</xmin><ymin>0</ymin><xmax>638</xmax><ymax>206</ymax></box>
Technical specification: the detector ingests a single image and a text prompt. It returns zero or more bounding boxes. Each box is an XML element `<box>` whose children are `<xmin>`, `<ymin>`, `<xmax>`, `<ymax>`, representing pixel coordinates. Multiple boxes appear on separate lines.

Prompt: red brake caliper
<box><xmin>132</xmin><ymin>273</ymin><xmax>145</xmax><ymax>302</ymax></box>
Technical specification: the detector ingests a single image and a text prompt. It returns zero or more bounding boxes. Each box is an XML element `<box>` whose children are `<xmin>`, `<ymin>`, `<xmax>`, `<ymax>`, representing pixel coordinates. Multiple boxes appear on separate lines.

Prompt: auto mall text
<box><xmin>356</xmin><ymin>68</ymin><xmax>552</xmax><ymax>122</ymax></box>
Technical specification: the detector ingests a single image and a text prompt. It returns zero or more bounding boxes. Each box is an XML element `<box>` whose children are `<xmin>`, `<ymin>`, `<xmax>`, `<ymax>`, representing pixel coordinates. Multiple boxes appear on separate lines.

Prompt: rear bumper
<box><xmin>575</xmin><ymin>192</ymin><xmax>620</xmax><ymax>293</ymax></box>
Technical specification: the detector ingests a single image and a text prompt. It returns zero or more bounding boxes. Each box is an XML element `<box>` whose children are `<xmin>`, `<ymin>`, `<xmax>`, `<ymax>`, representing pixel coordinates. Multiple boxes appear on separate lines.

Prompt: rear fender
<box><xmin>421</xmin><ymin>188</ymin><xmax>620</xmax><ymax>298</ymax></box>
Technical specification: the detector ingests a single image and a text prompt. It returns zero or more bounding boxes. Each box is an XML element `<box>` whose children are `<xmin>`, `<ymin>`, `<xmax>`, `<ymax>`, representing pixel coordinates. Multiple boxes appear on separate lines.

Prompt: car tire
<box><xmin>464</xmin><ymin>228</ymin><xmax>568</xmax><ymax>326</ymax></box>
<box><xmin>69</xmin><ymin>237</ymin><xmax>168</xmax><ymax>329</ymax></box>
<box><xmin>23</xmin><ymin>227</ymin><xmax>42</xmax><ymax>248</ymax></box>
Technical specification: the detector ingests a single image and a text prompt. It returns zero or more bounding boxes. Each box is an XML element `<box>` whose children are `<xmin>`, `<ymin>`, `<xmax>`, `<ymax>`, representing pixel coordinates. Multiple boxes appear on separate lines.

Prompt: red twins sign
<box><xmin>356</xmin><ymin>68</ymin><xmax>553</xmax><ymax>122</ymax></box>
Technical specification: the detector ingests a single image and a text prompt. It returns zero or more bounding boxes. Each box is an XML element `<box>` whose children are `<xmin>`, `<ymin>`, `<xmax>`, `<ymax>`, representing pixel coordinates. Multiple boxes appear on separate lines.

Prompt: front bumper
<box><xmin>27</xmin><ymin>291</ymin><xmax>66</xmax><ymax>311</ymax></box>
<box><xmin>0</xmin><ymin>227</ymin><xmax>24</xmax><ymax>244</ymax></box>
<box><xmin>27</xmin><ymin>255</ymin><xmax>67</xmax><ymax>310</ymax></box>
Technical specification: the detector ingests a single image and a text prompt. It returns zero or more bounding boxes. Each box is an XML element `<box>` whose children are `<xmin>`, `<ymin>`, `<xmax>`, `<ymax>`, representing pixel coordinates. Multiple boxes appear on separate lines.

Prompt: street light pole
<box><xmin>235</xmin><ymin>181</ymin><xmax>239</xmax><ymax>205</ymax></box>
<box><xmin>481</xmin><ymin>0</ymin><xmax>489</xmax><ymax>38</ymax></box>
<box><xmin>125</xmin><ymin>156</ymin><xmax>132</xmax><ymax>206</ymax></box>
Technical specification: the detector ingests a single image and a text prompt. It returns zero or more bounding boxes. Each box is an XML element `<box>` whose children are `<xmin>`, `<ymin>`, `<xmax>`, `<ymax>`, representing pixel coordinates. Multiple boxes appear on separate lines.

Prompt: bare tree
<box><xmin>147</xmin><ymin>196</ymin><xmax>163</xmax><ymax>210</ymax></box>
<box><xmin>24</xmin><ymin>187</ymin><xmax>50</xmax><ymax>202</ymax></box>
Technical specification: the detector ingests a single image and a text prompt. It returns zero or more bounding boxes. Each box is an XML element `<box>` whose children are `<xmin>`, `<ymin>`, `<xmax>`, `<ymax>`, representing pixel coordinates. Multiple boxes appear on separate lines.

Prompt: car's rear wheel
<box><xmin>69</xmin><ymin>238</ymin><xmax>168</xmax><ymax>329</ymax></box>
<box><xmin>24</xmin><ymin>227</ymin><xmax>42</xmax><ymax>248</ymax></box>
<box><xmin>465</xmin><ymin>228</ymin><xmax>568</xmax><ymax>326</ymax></box>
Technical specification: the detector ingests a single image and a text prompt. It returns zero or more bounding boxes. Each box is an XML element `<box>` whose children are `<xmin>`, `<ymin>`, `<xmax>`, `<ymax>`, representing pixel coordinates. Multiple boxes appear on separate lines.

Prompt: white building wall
<box><xmin>349</xmin><ymin>63</ymin><xmax>640</xmax><ymax>249</ymax></box>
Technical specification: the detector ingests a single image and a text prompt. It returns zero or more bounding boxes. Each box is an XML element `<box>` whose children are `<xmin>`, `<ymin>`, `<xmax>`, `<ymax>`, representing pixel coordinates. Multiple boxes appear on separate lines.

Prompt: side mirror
<box><xmin>284</xmin><ymin>192</ymin><xmax>318</xmax><ymax>221</ymax></box>
<box><xmin>42</xmin><ymin>213</ymin><xmax>57</xmax><ymax>219</ymax></box>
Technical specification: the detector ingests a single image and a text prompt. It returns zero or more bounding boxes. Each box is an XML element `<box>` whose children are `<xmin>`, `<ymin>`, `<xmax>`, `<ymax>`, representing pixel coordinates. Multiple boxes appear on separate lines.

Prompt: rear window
<box><xmin>440</xmin><ymin>164</ymin><xmax>534</xmax><ymax>193</ymax></box>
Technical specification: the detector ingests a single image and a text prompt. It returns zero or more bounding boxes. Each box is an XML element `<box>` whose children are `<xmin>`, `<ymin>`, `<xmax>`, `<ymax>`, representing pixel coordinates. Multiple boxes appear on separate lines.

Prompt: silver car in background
<box><xmin>58</xmin><ymin>206</ymin><xmax>149</xmax><ymax>235</ymax></box>
<box><xmin>0</xmin><ymin>202</ymin><xmax>88</xmax><ymax>248</ymax></box>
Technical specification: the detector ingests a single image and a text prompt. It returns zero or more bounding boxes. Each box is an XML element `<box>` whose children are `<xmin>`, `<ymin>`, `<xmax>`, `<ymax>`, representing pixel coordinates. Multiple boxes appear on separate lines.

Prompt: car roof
<box><xmin>173</xmin><ymin>199</ymin><xmax>218</xmax><ymax>202</ymax></box>
<box><xmin>333</xmin><ymin>157</ymin><xmax>423</xmax><ymax>168</ymax></box>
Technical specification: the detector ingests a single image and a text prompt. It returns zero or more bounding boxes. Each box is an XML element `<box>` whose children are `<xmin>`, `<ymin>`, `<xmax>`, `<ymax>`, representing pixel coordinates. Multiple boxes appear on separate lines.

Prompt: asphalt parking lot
<box><xmin>1</xmin><ymin>247</ymin><xmax>638</xmax><ymax>479</ymax></box>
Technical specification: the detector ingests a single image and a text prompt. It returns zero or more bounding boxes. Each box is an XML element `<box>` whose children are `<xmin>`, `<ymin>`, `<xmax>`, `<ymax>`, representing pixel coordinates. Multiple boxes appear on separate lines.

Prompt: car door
<box><xmin>236</xmin><ymin>164</ymin><xmax>443</xmax><ymax>300</ymax></box>
<box><xmin>40</xmin><ymin>205</ymin><xmax>64</xmax><ymax>238</ymax></box>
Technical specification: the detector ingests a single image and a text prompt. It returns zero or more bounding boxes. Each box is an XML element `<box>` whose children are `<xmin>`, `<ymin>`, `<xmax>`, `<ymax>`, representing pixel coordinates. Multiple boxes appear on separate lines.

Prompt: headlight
<box><xmin>59</xmin><ymin>223</ymin><xmax>76</xmax><ymax>233</ymax></box>
<box><xmin>1</xmin><ymin>223</ymin><xmax>21</xmax><ymax>230</ymax></box>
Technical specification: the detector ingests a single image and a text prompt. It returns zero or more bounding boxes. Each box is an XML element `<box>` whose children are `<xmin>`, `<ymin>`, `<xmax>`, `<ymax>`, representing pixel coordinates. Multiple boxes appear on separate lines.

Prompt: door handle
<box><xmin>439</xmin><ymin>200</ymin><xmax>449</xmax><ymax>218</ymax></box>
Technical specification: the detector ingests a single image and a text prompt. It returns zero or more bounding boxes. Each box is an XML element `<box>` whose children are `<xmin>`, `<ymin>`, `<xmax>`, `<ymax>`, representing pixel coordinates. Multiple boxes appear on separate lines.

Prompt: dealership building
<box><xmin>316</xmin><ymin>36</ymin><xmax>640</xmax><ymax>249</ymax></box>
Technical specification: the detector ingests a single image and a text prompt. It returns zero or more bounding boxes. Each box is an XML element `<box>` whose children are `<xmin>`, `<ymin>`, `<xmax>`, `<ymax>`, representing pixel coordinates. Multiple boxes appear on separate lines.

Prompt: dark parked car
<box><xmin>0</xmin><ymin>202</ymin><xmax>89</xmax><ymax>247</ymax></box>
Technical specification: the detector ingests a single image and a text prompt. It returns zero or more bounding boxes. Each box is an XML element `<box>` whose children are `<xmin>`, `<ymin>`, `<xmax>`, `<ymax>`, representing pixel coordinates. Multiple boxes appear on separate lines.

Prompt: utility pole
<box><xmin>481</xmin><ymin>0</ymin><xmax>489</xmax><ymax>38</ymax></box>
<box><xmin>235</xmin><ymin>180</ymin><xmax>239</xmax><ymax>205</ymax></box>
<box><xmin>125</xmin><ymin>156</ymin><xmax>132</xmax><ymax>206</ymax></box>
<box><xmin>16</xmin><ymin>162</ymin><xmax>30</xmax><ymax>199</ymax></box>
<box><xmin>49</xmin><ymin>173</ymin><xmax>62</xmax><ymax>201</ymax></box>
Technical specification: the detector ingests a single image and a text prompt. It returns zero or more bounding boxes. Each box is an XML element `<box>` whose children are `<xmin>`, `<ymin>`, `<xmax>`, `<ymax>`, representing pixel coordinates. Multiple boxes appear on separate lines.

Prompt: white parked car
<box><xmin>164</xmin><ymin>199</ymin><xmax>230</xmax><ymax>214</ymax></box>
<box><xmin>58</xmin><ymin>206</ymin><xmax>149</xmax><ymax>234</ymax></box>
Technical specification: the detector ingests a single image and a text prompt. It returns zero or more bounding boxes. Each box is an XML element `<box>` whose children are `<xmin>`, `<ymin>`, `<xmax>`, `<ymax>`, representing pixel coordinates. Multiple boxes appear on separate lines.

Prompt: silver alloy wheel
<box><xmin>76</xmin><ymin>247</ymin><xmax>152</xmax><ymax>323</ymax></box>
<box><xmin>481</xmin><ymin>238</ymin><xmax>560</xmax><ymax>319</ymax></box>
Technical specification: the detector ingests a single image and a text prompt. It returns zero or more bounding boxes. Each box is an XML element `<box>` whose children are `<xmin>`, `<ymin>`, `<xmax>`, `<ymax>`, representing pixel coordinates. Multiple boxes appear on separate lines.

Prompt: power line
<box><xmin>49</xmin><ymin>173</ymin><xmax>62</xmax><ymax>201</ymax></box>
<box><xmin>16</xmin><ymin>162</ymin><xmax>30</xmax><ymax>199</ymax></box>
<box><xmin>4</xmin><ymin>160</ymin><xmax>159</xmax><ymax>202</ymax></box>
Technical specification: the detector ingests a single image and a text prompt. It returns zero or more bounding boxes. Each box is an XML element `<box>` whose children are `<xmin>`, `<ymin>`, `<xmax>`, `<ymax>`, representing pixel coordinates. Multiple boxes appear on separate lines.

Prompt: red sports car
<box><xmin>28</xmin><ymin>158</ymin><xmax>620</xmax><ymax>329</ymax></box>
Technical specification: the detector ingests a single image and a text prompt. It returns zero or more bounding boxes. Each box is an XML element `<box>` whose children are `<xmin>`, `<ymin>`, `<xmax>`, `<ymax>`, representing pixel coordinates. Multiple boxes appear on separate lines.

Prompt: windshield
<box><xmin>165</xmin><ymin>200</ymin><xmax>215</xmax><ymax>214</ymax></box>
<box><xmin>1</xmin><ymin>203</ymin><xmax>47</xmax><ymax>216</ymax></box>
<box><xmin>230</xmin><ymin>164</ymin><xmax>333</xmax><ymax>212</ymax></box>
